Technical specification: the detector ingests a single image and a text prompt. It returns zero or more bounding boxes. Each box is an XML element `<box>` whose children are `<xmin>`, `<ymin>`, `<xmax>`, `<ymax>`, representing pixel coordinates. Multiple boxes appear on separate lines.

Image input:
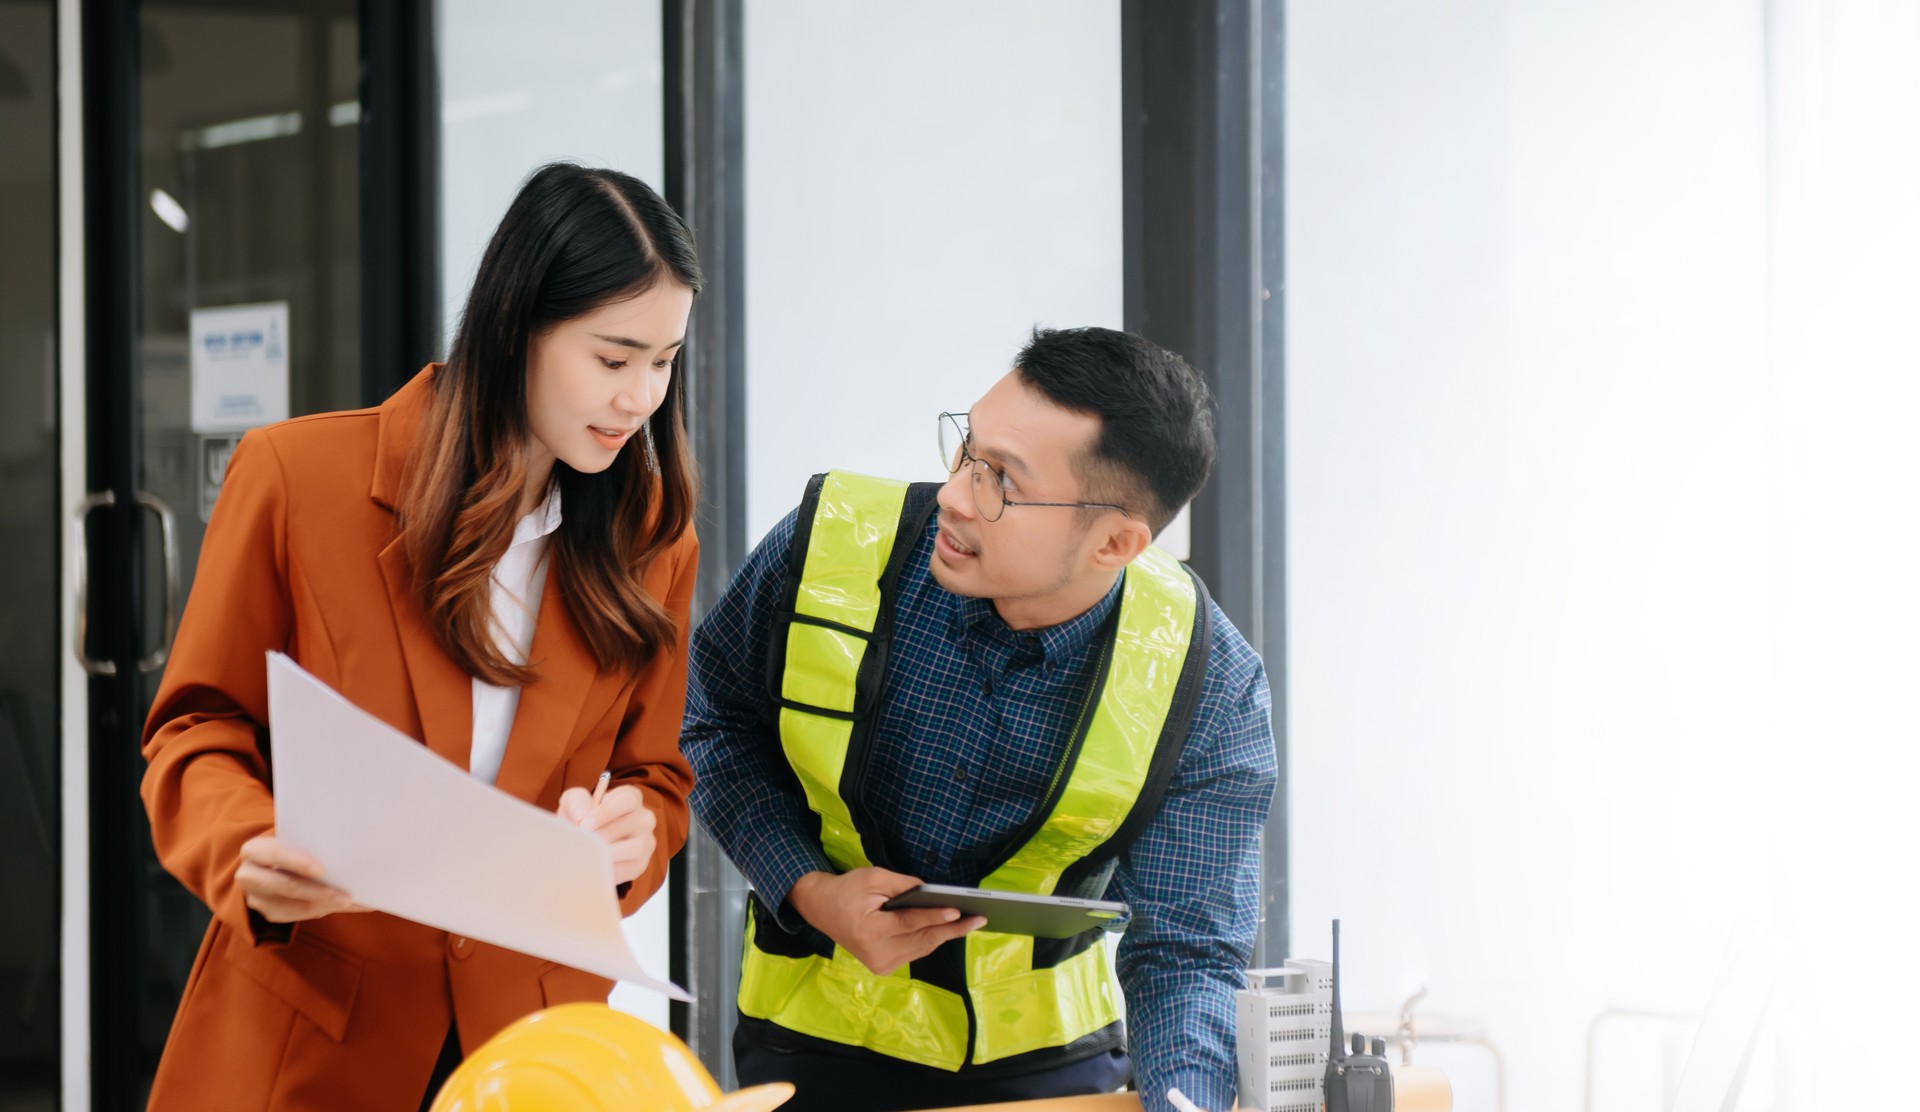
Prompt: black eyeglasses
<box><xmin>937</xmin><ymin>411</ymin><xmax>1131</xmax><ymax>523</ymax></box>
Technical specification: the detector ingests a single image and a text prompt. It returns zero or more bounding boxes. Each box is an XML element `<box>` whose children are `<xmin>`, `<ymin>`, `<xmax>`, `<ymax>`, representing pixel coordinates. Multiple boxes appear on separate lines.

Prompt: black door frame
<box><xmin>77</xmin><ymin>1</ymin><xmax>147</xmax><ymax>1103</ymax></box>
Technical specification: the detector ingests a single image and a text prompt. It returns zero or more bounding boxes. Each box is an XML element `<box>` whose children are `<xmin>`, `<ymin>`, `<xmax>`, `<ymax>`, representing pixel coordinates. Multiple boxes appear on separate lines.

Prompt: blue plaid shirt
<box><xmin>683</xmin><ymin>503</ymin><xmax>1277</xmax><ymax>1112</ymax></box>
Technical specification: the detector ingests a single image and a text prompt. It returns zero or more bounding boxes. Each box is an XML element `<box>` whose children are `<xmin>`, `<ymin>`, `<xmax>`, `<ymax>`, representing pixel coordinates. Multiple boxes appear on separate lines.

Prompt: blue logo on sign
<box><xmin>203</xmin><ymin>328</ymin><xmax>266</xmax><ymax>361</ymax></box>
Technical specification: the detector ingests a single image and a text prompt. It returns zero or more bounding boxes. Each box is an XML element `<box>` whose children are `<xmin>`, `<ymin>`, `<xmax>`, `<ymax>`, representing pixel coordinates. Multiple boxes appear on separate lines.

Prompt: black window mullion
<box><xmin>358</xmin><ymin>0</ymin><xmax>440</xmax><ymax>403</ymax></box>
<box><xmin>662</xmin><ymin>0</ymin><xmax>748</xmax><ymax>1086</ymax></box>
<box><xmin>1122</xmin><ymin>0</ymin><xmax>1289</xmax><ymax>965</ymax></box>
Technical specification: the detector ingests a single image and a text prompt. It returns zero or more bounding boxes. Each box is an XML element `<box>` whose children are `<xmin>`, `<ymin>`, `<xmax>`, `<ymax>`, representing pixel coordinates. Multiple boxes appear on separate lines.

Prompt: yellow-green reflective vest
<box><xmin>736</xmin><ymin>471</ymin><xmax>1213</xmax><ymax>1074</ymax></box>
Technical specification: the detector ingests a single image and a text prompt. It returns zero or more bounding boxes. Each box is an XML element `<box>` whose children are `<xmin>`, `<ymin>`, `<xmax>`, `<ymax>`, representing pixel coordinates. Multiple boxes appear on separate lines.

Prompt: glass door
<box><xmin>81</xmin><ymin>0</ymin><xmax>396</xmax><ymax>1102</ymax></box>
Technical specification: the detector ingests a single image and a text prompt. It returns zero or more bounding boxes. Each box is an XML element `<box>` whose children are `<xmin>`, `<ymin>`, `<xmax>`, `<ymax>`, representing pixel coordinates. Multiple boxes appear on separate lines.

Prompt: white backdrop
<box><xmin>742</xmin><ymin>0</ymin><xmax>1123</xmax><ymax>540</ymax></box>
<box><xmin>438</xmin><ymin>0</ymin><xmax>666</xmax><ymax>342</ymax></box>
<box><xmin>1289</xmin><ymin>1</ymin><xmax>1918</xmax><ymax>1108</ymax></box>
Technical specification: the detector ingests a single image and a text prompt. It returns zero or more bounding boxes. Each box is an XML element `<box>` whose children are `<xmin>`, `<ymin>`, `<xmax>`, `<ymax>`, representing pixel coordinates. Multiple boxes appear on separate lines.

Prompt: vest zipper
<box><xmin>1033</xmin><ymin>696</ymin><xmax>1092</xmax><ymax>833</ymax></box>
<box><xmin>974</xmin><ymin>597</ymin><xmax>1120</xmax><ymax>884</ymax></box>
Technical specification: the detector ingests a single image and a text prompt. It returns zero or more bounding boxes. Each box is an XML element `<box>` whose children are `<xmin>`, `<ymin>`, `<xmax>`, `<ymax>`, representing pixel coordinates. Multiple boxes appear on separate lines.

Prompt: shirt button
<box><xmin>450</xmin><ymin>935</ymin><xmax>471</xmax><ymax>958</ymax></box>
<box><xmin>954</xmin><ymin>763</ymin><xmax>968</xmax><ymax>783</ymax></box>
<box><xmin>981</xmin><ymin>676</ymin><xmax>993</xmax><ymax>698</ymax></box>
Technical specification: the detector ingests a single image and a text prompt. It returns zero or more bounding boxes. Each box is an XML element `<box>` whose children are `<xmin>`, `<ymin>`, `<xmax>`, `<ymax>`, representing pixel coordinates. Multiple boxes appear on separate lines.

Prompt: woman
<box><xmin>140</xmin><ymin>163</ymin><xmax>703</xmax><ymax>1111</ymax></box>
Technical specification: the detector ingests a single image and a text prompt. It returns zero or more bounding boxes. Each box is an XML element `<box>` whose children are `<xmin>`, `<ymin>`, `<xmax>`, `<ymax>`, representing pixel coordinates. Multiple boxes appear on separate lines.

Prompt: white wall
<box><xmin>1292</xmin><ymin>0</ymin><xmax>1920</xmax><ymax>1108</ymax></box>
<box><xmin>742</xmin><ymin>0</ymin><xmax>1122</xmax><ymax>541</ymax></box>
<box><xmin>1765</xmin><ymin>1</ymin><xmax>1920</xmax><ymax>1108</ymax></box>
<box><xmin>1288</xmin><ymin>1</ymin><xmax>1781</xmax><ymax>1107</ymax></box>
<box><xmin>438</xmin><ymin>0</ymin><xmax>666</xmax><ymax>342</ymax></box>
<box><xmin>436</xmin><ymin>0</ymin><xmax>671</xmax><ymax>1029</ymax></box>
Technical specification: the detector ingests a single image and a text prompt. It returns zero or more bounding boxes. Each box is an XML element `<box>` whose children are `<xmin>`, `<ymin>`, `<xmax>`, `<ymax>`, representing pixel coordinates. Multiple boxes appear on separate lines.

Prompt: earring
<box><xmin>642</xmin><ymin>422</ymin><xmax>658</xmax><ymax>473</ymax></box>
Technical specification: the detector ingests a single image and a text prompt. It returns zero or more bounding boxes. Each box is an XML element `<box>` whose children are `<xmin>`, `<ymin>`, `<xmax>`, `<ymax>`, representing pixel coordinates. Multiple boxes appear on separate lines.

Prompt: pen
<box><xmin>590</xmin><ymin>770</ymin><xmax>611</xmax><ymax>807</ymax></box>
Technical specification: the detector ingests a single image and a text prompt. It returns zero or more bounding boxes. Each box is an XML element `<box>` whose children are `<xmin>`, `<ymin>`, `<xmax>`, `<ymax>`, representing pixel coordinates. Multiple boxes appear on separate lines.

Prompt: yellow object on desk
<box><xmin>428</xmin><ymin>1004</ymin><xmax>792</xmax><ymax>1112</ymax></box>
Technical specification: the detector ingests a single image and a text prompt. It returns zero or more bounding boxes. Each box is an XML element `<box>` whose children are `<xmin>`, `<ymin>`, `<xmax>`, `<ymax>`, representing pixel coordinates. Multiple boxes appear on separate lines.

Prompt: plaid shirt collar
<box><xmin>942</xmin><ymin>571</ymin><xmax>1125</xmax><ymax>670</ymax></box>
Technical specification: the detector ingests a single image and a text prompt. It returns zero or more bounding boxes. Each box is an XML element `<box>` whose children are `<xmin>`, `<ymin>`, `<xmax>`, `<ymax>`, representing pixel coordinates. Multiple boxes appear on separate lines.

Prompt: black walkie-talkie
<box><xmin>1324</xmin><ymin>919</ymin><xmax>1394</xmax><ymax>1112</ymax></box>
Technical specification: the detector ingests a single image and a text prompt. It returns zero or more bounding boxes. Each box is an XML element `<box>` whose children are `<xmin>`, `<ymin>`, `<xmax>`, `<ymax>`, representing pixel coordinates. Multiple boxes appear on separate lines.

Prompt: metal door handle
<box><xmin>135</xmin><ymin>491</ymin><xmax>180</xmax><ymax>673</ymax></box>
<box><xmin>70</xmin><ymin>490</ymin><xmax>182</xmax><ymax>675</ymax></box>
<box><xmin>72</xmin><ymin>491</ymin><xmax>117</xmax><ymax>676</ymax></box>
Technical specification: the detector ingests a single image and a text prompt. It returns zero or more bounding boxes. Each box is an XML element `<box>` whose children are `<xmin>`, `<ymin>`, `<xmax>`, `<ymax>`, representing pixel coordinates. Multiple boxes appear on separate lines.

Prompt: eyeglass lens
<box><xmin>936</xmin><ymin>412</ymin><xmax>1005</xmax><ymax>521</ymax></box>
<box><xmin>939</xmin><ymin>412</ymin><xmax>967</xmax><ymax>473</ymax></box>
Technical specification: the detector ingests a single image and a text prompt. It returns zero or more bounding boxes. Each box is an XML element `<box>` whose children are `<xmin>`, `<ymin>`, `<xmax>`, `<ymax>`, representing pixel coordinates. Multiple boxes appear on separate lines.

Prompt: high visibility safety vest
<box><xmin>736</xmin><ymin>471</ymin><xmax>1214</xmax><ymax>1075</ymax></box>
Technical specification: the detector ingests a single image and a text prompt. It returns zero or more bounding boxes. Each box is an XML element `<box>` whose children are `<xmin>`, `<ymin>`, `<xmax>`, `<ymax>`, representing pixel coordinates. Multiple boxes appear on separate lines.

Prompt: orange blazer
<box><xmin>140</xmin><ymin>367</ymin><xmax>696</xmax><ymax>1110</ymax></box>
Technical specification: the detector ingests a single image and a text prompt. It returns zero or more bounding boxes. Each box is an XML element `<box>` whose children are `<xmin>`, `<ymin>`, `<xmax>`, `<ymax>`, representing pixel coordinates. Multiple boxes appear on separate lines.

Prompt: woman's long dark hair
<box><xmin>400</xmin><ymin>163</ymin><xmax>703</xmax><ymax>685</ymax></box>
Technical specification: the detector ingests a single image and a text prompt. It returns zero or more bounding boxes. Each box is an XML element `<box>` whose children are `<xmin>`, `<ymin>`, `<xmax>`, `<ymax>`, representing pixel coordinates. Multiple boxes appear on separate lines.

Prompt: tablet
<box><xmin>881</xmin><ymin>884</ymin><xmax>1130</xmax><ymax>939</ymax></box>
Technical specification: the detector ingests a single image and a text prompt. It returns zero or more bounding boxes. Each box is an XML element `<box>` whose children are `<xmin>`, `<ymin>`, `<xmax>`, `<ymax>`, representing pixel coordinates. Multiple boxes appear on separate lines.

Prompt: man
<box><xmin>683</xmin><ymin>327</ymin><xmax>1276</xmax><ymax>1112</ymax></box>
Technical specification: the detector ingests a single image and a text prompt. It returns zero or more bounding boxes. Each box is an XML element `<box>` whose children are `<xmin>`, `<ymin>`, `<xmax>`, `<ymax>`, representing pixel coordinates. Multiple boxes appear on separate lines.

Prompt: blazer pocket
<box><xmin>223</xmin><ymin>922</ymin><xmax>364</xmax><ymax>1042</ymax></box>
<box><xmin>538</xmin><ymin>961</ymin><xmax>614</xmax><ymax>1009</ymax></box>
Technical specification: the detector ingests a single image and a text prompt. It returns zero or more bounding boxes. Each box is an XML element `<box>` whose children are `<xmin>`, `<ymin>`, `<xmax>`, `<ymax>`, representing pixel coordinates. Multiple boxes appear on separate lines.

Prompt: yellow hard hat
<box><xmin>429</xmin><ymin>1003</ymin><xmax>793</xmax><ymax>1112</ymax></box>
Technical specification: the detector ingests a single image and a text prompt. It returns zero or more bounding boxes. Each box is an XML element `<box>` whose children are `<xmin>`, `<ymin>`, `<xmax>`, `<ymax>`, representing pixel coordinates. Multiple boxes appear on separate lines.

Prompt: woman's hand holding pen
<box><xmin>236</xmin><ymin>834</ymin><xmax>371</xmax><ymax>924</ymax></box>
<box><xmin>557</xmin><ymin>771</ymin><xmax>656</xmax><ymax>886</ymax></box>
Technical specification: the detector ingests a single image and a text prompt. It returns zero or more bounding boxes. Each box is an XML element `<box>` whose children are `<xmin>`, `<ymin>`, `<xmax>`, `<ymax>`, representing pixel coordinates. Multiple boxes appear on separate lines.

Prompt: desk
<box><xmin>931</xmin><ymin>1095</ymin><xmax>1145</xmax><ymax>1112</ymax></box>
<box><xmin>1345</xmin><ymin>1009</ymin><xmax>1498</xmax><ymax>1112</ymax></box>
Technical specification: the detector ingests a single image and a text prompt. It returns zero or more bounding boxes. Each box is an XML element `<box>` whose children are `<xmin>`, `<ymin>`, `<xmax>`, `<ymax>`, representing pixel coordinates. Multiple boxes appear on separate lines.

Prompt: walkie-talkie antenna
<box><xmin>1328</xmin><ymin>918</ymin><xmax>1345</xmax><ymax>1063</ymax></box>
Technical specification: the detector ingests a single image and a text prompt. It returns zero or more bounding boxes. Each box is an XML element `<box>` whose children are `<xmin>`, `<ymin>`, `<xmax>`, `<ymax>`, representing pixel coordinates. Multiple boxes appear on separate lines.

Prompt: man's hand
<box><xmin>787</xmin><ymin>867</ymin><xmax>986</xmax><ymax>976</ymax></box>
<box><xmin>558</xmin><ymin>783</ymin><xmax>656</xmax><ymax>886</ymax></box>
<box><xmin>236</xmin><ymin>835</ymin><xmax>369</xmax><ymax>924</ymax></box>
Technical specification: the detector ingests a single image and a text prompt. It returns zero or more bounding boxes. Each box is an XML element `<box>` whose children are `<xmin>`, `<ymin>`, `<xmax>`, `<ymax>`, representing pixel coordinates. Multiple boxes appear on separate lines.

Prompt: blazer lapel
<box><xmin>492</xmin><ymin>569</ymin><xmax>611</xmax><ymax>803</ymax></box>
<box><xmin>367</xmin><ymin>366</ymin><xmax>473</xmax><ymax>769</ymax></box>
<box><xmin>376</xmin><ymin>533</ymin><xmax>474</xmax><ymax>770</ymax></box>
<box><xmin>365</xmin><ymin>365</ymin><xmax>610</xmax><ymax>800</ymax></box>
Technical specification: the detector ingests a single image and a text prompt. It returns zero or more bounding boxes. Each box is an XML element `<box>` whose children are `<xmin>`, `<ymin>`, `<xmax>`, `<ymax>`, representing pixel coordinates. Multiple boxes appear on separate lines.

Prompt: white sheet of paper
<box><xmin>265</xmin><ymin>651</ymin><xmax>688</xmax><ymax>1000</ymax></box>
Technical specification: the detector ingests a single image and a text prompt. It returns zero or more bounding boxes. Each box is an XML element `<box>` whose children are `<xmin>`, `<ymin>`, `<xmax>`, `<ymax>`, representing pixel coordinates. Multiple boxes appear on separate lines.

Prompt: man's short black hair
<box><xmin>1013</xmin><ymin>326</ymin><xmax>1216</xmax><ymax>535</ymax></box>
